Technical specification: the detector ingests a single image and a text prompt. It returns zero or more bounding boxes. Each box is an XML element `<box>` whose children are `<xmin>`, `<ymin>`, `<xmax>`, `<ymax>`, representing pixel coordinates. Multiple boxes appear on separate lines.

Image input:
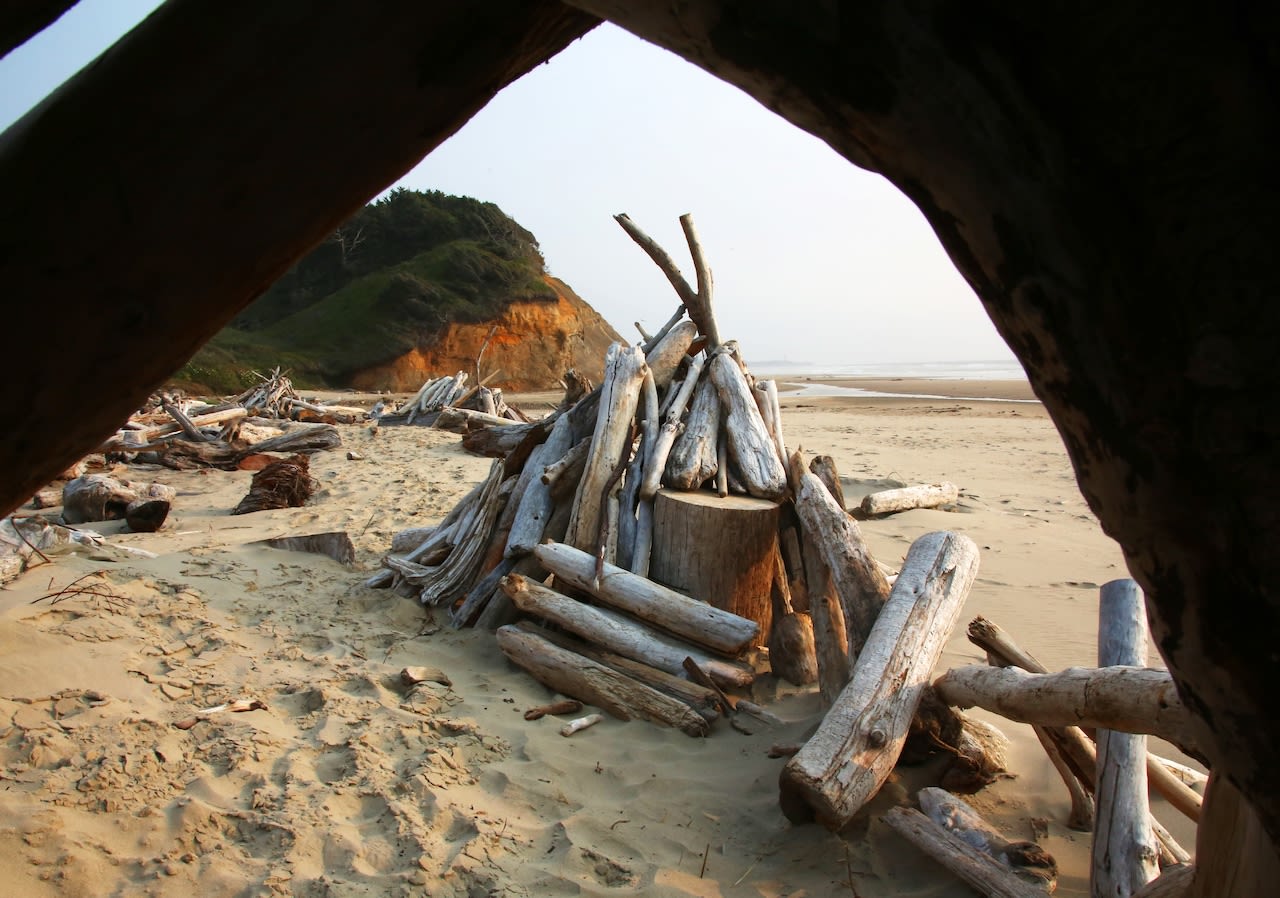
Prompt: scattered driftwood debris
<box><xmin>367</xmin><ymin>212</ymin><xmax>1209</xmax><ymax>896</ymax></box>
<box><xmin>62</xmin><ymin>473</ymin><xmax>176</xmax><ymax>529</ymax></box>
<box><xmin>376</xmin><ymin>369</ymin><xmax>531</xmax><ymax>430</ymax></box>
<box><xmin>97</xmin><ymin>369</ymin><xmax>349</xmax><ymax>471</ymax></box>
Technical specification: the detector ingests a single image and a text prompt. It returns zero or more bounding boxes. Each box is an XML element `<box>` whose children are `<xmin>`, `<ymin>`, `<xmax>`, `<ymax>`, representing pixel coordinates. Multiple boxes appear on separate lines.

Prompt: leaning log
<box><xmin>665</xmin><ymin>374</ymin><xmax>720</xmax><ymax>491</ymax></box>
<box><xmin>709</xmin><ymin>351</ymin><xmax>786</xmax><ymax>500</ymax></box>
<box><xmin>790</xmin><ymin>455</ymin><xmax>892</xmax><ymax>656</ymax></box>
<box><xmin>780</xmin><ymin>531</ymin><xmax>980</xmax><ymax>828</ymax></box>
<box><xmin>533</xmin><ymin>542</ymin><xmax>760</xmax><ymax>656</ymax></box>
<box><xmin>495</xmin><ymin>625</ymin><xmax>709</xmax><ymax>737</ymax></box>
<box><xmin>918</xmin><ymin>786</ymin><xmax>1059</xmax><ymax>891</ymax></box>
<box><xmin>500</xmin><ymin>574</ymin><xmax>754</xmax><ymax>689</ymax></box>
<box><xmin>933</xmin><ymin>665</ymin><xmax>1200</xmax><ymax>757</ymax></box>
<box><xmin>1093</xmin><ymin>579</ymin><xmax>1160</xmax><ymax>897</ymax></box>
<box><xmin>882</xmin><ymin>807</ymin><xmax>1048</xmax><ymax>898</ymax></box>
<box><xmin>563</xmin><ymin>343</ymin><xmax>647</xmax><ymax>553</ymax></box>
<box><xmin>505</xmin><ymin>413</ymin><xmax>574</xmax><ymax>557</ymax></box>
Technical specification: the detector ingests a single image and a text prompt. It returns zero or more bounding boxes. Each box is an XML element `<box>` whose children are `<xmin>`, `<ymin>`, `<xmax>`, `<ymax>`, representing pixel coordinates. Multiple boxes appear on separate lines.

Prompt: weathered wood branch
<box><xmin>563</xmin><ymin>343</ymin><xmax>647</xmax><ymax>552</ymax></box>
<box><xmin>533</xmin><ymin>541</ymin><xmax>760</xmax><ymax>656</ymax></box>
<box><xmin>495</xmin><ymin>625</ymin><xmax>709</xmax><ymax>736</ymax></box>
<box><xmin>934</xmin><ymin>665</ymin><xmax>1199</xmax><ymax>756</ymax></box>
<box><xmin>790</xmin><ymin>452</ymin><xmax>892</xmax><ymax>657</ymax></box>
<box><xmin>861</xmin><ymin>481</ymin><xmax>959</xmax><ymax>516</ymax></box>
<box><xmin>780</xmin><ymin>531</ymin><xmax>980</xmax><ymax>828</ymax></box>
<box><xmin>709</xmin><ymin>351</ymin><xmax>786</xmax><ymax>499</ymax></box>
<box><xmin>882</xmin><ymin>807</ymin><xmax>1048</xmax><ymax>898</ymax></box>
<box><xmin>502</xmin><ymin>575</ymin><xmax>753</xmax><ymax>689</ymax></box>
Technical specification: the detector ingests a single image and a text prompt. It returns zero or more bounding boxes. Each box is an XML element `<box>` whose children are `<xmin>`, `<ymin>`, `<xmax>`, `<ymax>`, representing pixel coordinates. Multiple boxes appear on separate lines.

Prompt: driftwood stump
<box><xmin>649</xmin><ymin>487</ymin><xmax>781</xmax><ymax>639</ymax></box>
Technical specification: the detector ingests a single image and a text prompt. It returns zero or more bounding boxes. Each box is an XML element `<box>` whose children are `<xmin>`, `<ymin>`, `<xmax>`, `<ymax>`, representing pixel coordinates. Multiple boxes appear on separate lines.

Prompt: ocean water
<box><xmin>754</xmin><ymin>358</ymin><xmax>1028</xmax><ymax>380</ymax></box>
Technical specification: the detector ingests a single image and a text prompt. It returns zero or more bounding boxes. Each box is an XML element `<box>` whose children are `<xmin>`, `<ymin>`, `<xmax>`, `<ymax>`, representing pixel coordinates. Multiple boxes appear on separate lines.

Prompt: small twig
<box><xmin>32</xmin><ymin>570</ymin><xmax>121</xmax><ymax>605</ymax></box>
<box><xmin>699</xmin><ymin>842</ymin><xmax>711</xmax><ymax>879</ymax></box>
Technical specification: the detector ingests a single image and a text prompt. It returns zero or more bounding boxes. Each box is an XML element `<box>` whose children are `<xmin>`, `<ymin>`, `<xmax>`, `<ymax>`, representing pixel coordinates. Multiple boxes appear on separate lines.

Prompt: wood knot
<box><xmin>867</xmin><ymin>728</ymin><xmax>887</xmax><ymax>748</ymax></box>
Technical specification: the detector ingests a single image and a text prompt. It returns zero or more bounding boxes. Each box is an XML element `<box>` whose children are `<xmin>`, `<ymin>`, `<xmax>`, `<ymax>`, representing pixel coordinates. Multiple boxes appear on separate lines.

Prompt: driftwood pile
<box><xmin>366</xmin><ymin>213</ymin><xmax>1006</xmax><ymax>824</ymax></box>
<box><xmin>376</xmin><ymin>369</ymin><xmax>532</xmax><ymax>430</ymax></box>
<box><xmin>97</xmin><ymin>369</ymin><xmax>348</xmax><ymax>471</ymax></box>
<box><xmin>366</xmin><ymin>213</ymin><xmax>1211</xmax><ymax>897</ymax></box>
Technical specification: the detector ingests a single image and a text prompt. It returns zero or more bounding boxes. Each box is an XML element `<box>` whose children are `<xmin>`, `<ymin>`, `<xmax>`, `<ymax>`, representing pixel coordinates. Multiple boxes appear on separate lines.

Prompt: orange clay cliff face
<box><xmin>349</xmin><ymin>277</ymin><xmax>624</xmax><ymax>392</ymax></box>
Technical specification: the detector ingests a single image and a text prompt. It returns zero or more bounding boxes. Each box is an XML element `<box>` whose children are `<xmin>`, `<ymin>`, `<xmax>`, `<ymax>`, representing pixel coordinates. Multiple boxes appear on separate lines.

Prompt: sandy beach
<box><xmin>0</xmin><ymin>379</ymin><xmax>1199</xmax><ymax>897</ymax></box>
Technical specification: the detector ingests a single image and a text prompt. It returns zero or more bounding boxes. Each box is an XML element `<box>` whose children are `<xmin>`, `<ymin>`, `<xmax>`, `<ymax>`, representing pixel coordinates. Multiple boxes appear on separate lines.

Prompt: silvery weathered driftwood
<box><xmin>563</xmin><ymin>343</ymin><xmax>647</xmax><ymax>553</ymax></box>
<box><xmin>640</xmin><ymin>355</ymin><xmax>704</xmax><ymax>501</ymax></box>
<box><xmin>614</xmin><ymin>212</ymin><xmax>721</xmax><ymax>350</ymax></box>
<box><xmin>505</xmin><ymin>413</ymin><xmax>574</xmax><ymax>558</ymax></box>
<box><xmin>533</xmin><ymin>541</ymin><xmax>759</xmax><ymax>656</ymax></box>
<box><xmin>933</xmin><ymin>665</ymin><xmax>1199</xmax><ymax>756</ymax></box>
<box><xmin>709</xmin><ymin>351</ymin><xmax>786</xmax><ymax>500</ymax></box>
<box><xmin>790</xmin><ymin>455</ymin><xmax>892</xmax><ymax>657</ymax></box>
<box><xmin>1093</xmin><ymin>579</ymin><xmax>1160</xmax><ymax>896</ymax></box>
<box><xmin>501</xmin><ymin>574</ymin><xmax>754</xmax><ymax>689</ymax></box>
<box><xmin>514</xmin><ymin>621</ymin><xmax>722</xmax><ymax>722</ymax></box>
<box><xmin>882</xmin><ymin>807</ymin><xmax>1048</xmax><ymax>898</ymax></box>
<box><xmin>918</xmin><ymin>787</ymin><xmax>1059</xmax><ymax>891</ymax></box>
<box><xmin>643</xmin><ymin>318</ymin><xmax>698</xmax><ymax>390</ymax></box>
<box><xmin>665</xmin><ymin>374</ymin><xmax>720</xmax><ymax>491</ymax></box>
<box><xmin>780</xmin><ymin>531</ymin><xmax>979</xmax><ymax>828</ymax></box>
<box><xmin>861</xmin><ymin>481</ymin><xmax>959</xmax><ymax>516</ymax></box>
<box><xmin>495</xmin><ymin>625</ymin><xmax>709</xmax><ymax>737</ymax></box>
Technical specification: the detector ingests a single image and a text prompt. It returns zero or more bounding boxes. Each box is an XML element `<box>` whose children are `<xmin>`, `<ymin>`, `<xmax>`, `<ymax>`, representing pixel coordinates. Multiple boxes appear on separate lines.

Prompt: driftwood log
<box><xmin>934</xmin><ymin>665</ymin><xmax>1199</xmax><ymax>758</ymax></box>
<box><xmin>1093</xmin><ymin>579</ymin><xmax>1160</xmax><ymax>896</ymax></box>
<box><xmin>883</xmin><ymin>807</ymin><xmax>1048</xmax><ymax>898</ymax></box>
<box><xmin>495</xmin><ymin>625</ymin><xmax>709</xmax><ymax>737</ymax></box>
<box><xmin>500</xmin><ymin>574</ymin><xmax>754</xmax><ymax>689</ymax></box>
<box><xmin>861</xmin><ymin>482</ymin><xmax>959</xmax><ymax>516</ymax></box>
<box><xmin>649</xmin><ymin>488</ymin><xmax>781</xmax><ymax>635</ymax></box>
<box><xmin>780</xmin><ymin>531</ymin><xmax>979</xmax><ymax>828</ymax></box>
<box><xmin>533</xmin><ymin>542</ymin><xmax>759</xmax><ymax>656</ymax></box>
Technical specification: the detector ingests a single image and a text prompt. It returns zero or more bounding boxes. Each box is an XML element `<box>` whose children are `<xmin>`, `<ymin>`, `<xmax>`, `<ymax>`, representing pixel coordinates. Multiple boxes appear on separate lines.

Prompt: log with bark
<box><xmin>779</xmin><ymin>531</ymin><xmax>980</xmax><ymax>828</ymax></box>
<box><xmin>648</xmin><ymin>488</ymin><xmax>781</xmax><ymax>634</ymax></box>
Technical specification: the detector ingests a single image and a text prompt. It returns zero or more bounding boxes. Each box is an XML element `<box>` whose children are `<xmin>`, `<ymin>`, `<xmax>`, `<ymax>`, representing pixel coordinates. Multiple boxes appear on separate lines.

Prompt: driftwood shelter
<box><xmin>3</xmin><ymin>2</ymin><xmax>1278</xmax><ymax>895</ymax></box>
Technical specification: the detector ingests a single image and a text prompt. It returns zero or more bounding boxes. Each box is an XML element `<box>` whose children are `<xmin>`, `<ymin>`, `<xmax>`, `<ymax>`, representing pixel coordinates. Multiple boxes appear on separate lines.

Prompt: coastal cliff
<box><xmin>177</xmin><ymin>189</ymin><xmax>622</xmax><ymax>393</ymax></box>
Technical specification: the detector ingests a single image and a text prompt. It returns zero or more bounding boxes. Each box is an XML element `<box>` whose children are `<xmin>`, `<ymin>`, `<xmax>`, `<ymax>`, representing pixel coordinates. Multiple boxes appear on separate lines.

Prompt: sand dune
<box><xmin>0</xmin><ymin>386</ymin><xmax>1199</xmax><ymax>896</ymax></box>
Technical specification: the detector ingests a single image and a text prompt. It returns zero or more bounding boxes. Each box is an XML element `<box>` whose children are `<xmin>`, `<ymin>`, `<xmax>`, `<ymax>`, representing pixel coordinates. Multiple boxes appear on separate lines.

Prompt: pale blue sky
<box><xmin>1</xmin><ymin>2</ymin><xmax>1018</xmax><ymax>369</ymax></box>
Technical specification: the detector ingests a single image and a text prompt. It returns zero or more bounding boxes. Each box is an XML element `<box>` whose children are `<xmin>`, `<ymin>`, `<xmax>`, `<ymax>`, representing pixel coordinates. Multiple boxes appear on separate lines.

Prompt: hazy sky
<box><xmin>2</xmin><ymin>2</ymin><xmax>1017</xmax><ymax>368</ymax></box>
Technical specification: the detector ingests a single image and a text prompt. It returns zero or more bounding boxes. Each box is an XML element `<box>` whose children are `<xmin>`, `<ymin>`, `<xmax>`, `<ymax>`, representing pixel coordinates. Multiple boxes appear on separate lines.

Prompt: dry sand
<box><xmin>0</xmin><ymin>380</ymin><xmax>1200</xmax><ymax>897</ymax></box>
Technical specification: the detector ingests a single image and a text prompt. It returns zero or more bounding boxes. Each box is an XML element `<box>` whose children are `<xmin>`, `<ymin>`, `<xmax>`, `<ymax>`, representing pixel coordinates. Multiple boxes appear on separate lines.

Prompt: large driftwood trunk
<box><xmin>649</xmin><ymin>488</ymin><xmax>780</xmax><ymax>636</ymax></box>
<box><xmin>780</xmin><ymin>531</ymin><xmax>979</xmax><ymax>828</ymax></box>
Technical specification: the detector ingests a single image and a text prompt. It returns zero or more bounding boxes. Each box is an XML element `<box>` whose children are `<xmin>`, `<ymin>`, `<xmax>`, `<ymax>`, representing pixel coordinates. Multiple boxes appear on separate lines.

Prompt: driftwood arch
<box><xmin>3</xmin><ymin>0</ymin><xmax>1277</xmax><ymax>875</ymax></box>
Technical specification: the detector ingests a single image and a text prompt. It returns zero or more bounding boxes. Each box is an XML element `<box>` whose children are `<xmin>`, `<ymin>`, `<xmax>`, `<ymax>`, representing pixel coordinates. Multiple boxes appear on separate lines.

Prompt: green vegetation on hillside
<box><xmin>176</xmin><ymin>189</ymin><xmax>557</xmax><ymax>393</ymax></box>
